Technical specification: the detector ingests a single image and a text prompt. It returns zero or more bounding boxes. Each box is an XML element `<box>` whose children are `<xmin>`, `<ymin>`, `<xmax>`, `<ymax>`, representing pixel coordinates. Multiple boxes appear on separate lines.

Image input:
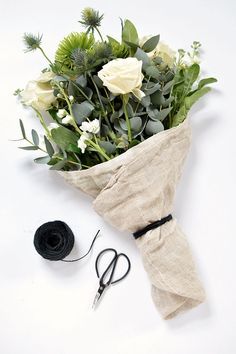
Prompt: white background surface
<box><xmin>0</xmin><ymin>0</ymin><xmax>235</xmax><ymax>353</ymax></box>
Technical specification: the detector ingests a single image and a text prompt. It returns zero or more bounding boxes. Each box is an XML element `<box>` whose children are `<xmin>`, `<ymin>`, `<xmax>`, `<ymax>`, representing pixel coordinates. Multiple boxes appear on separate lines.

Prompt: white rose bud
<box><xmin>21</xmin><ymin>71</ymin><xmax>56</xmax><ymax>111</ymax></box>
<box><xmin>98</xmin><ymin>58</ymin><xmax>145</xmax><ymax>100</ymax></box>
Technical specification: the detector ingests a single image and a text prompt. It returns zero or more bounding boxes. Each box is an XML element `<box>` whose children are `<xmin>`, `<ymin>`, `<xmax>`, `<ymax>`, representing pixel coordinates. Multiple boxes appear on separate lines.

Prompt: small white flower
<box><xmin>77</xmin><ymin>132</ymin><xmax>91</xmax><ymax>153</ymax></box>
<box><xmin>57</xmin><ymin>93</ymin><xmax>63</xmax><ymax>98</ymax></box>
<box><xmin>57</xmin><ymin>109</ymin><xmax>67</xmax><ymax>118</ymax></box>
<box><xmin>80</xmin><ymin>119</ymin><xmax>100</xmax><ymax>134</ymax></box>
<box><xmin>62</xmin><ymin>115</ymin><xmax>74</xmax><ymax>125</ymax></box>
<box><xmin>59</xmin><ymin>82</ymin><xmax>64</xmax><ymax>87</ymax></box>
<box><xmin>48</xmin><ymin>123</ymin><xmax>59</xmax><ymax>131</ymax></box>
<box><xmin>69</xmin><ymin>95</ymin><xmax>74</xmax><ymax>102</ymax></box>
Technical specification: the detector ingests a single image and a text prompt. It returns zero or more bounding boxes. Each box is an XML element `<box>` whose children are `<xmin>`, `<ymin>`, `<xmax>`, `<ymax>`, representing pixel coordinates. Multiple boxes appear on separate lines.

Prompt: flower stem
<box><xmin>95</xmin><ymin>27</ymin><xmax>104</xmax><ymax>42</ymax></box>
<box><xmin>33</xmin><ymin>108</ymin><xmax>50</xmax><ymax>135</ymax></box>
<box><xmin>38</xmin><ymin>46</ymin><xmax>53</xmax><ymax>66</ymax></box>
<box><xmin>122</xmin><ymin>95</ymin><xmax>132</xmax><ymax>142</ymax></box>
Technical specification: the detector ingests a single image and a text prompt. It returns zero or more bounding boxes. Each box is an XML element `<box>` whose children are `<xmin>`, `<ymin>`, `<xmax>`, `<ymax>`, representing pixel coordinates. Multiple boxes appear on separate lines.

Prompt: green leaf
<box><xmin>49</xmin><ymin>160</ymin><xmax>66</xmax><ymax>170</ymax></box>
<box><xmin>72</xmin><ymin>101</ymin><xmax>94</xmax><ymax>124</ymax></box>
<box><xmin>145</xmin><ymin>66</ymin><xmax>160</xmax><ymax>80</ymax></box>
<box><xmin>124</xmin><ymin>41</ymin><xmax>139</xmax><ymax>50</ymax></box>
<box><xmin>34</xmin><ymin>156</ymin><xmax>51</xmax><ymax>164</ymax></box>
<box><xmin>99</xmin><ymin>141</ymin><xmax>116</xmax><ymax>154</ymax></box>
<box><xmin>184</xmin><ymin>64</ymin><xmax>200</xmax><ymax>92</ymax></box>
<box><xmin>145</xmin><ymin>120</ymin><xmax>164</xmax><ymax>135</ymax></box>
<box><xmin>148</xmin><ymin>107</ymin><xmax>172</xmax><ymax>122</ymax></box>
<box><xmin>44</xmin><ymin>136</ymin><xmax>54</xmax><ymax>157</ymax></box>
<box><xmin>151</xmin><ymin>90</ymin><xmax>164</xmax><ymax>105</ymax></box>
<box><xmin>67</xmin><ymin>143</ymin><xmax>81</xmax><ymax>153</ymax></box>
<box><xmin>135</xmin><ymin>48</ymin><xmax>151</xmax><ymax>69</ymax></box>
<box><xmin>31</xmin><ymin>129</ymin><xmax>39</xmax><ymax>146</ymax></box>
<box><xmin>130</xmin><ymin>116</ymin><xmax>142</xmax><ymax>132</ymax></box>
<box><xmin>143</xmin><ymin>82</ymin><xmax>161</xmax><ymax>95</ymax></box>
<box><xmin>19</xmin><ymin>146</ymin><xmax>39</xmax><ymax>150</ymax></box>
<box><xmin>128</xmin><ymin>139</ymin><xmax>140</xmax><ymax>148</ymax></box>
<box><xmin>51</xmin><ymin>126</ymin><xmax>78</xmax><ymax>151</ymax></box>
<box><xmin>141</xmin><ymin>95</ymin><xmax>151</xmax><ymax>107</ymax></box>
<box><xmin>122</xmin><ymin>19</ymin><xmax>139</xmax><ymax>45</ymax></box>
<box><xmin>198</xmin><ymin>77</ymin><xmax>217</xmax><ymax>90</ymax></box>
<box><xmin>142</xmin><ymin>35</ymin><xmax>160</xmax><ymax>52</ymax></box>
<box><xmin>19</xmin><ymin>119</ymin><xmax>26</xmax><ymax>139</ymax></box>
<box><xmin>172</xmin><ymin>86</ymin><xmax>211</xmax><ymax>127</ymax></box>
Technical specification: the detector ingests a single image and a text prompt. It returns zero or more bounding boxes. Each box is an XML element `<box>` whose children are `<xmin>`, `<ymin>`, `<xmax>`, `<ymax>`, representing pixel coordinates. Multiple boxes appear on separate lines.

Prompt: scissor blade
<box><xmin>92</xmin><ymin>291</ymin><xmax>102</xmax><ymax>309</ymax></box>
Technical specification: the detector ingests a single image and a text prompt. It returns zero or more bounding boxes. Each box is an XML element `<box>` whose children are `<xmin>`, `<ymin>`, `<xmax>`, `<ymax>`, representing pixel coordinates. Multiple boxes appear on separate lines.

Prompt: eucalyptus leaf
<box><xmin>156</xmin><ymin>107</ymin><xmax>172</xmax><ymax>121</ymax></box>
<box><xmin>49</xmin><ymin>159</ymin><xmax>66</xmax><ymax>170</ymax></box>
<box><xmin>145</xmin><ymin>120</ymin><xmax>164</xmax><ymax>135</ymax></box>
<box><xmin>19</xmin><ymin>119</ymin><xmax>26</xmax><ymax>139</ymax></box>
<box><xmin>145</xmin><ymin>66</ymin><xmax>160</xmax><ymax>80</ymax></box>
<box><xmin>143</xmin><ymin>82</ymin><xmax>161</xmax><ymax>95</ymax></box>
<box><xmin>72</xmin><ymin>101</ymin><xmax>94</xmax><ymax>124</ymax></box>
<box><xmin>31</xmin><ymin>129</ymin><xmax>39</xmax><ymax>146</ymax></box>
<box><xmin>141</xmin><ymin>95</ymin><xmax>151</xmax><ymax>107</ymax></box>
<box><xmin>76</xmin><ymin>75</ymin><xmax>87</xmax><ymax>87</ymax></box>
<box><xmin>44</xmin><ymin>136</ymin><xmax>54</xmax><ymax>157</ymax></box>
<box><xmin>142</xmin><ymin>35</ymin><xmax>160</xmax><ymax>52</ymax></box>
<box><xmin>110</xmin><ymin>111</ymin><xmax>119</xmax><ymax>123</ymax></box>
<box><xmin>19</xmin><ymin>146</ymin><xmax>39</xmax><ymax>150</ymax></box>
<box><xmin>122</xmin><ymin>19</ymin><xmax>139</xmax><ymax>45</ymax></box>
<box><xmin>135</xmin><ymin>48</ymin><xmax>151</xmax><ymax>69</ymax></box>
<box><xmin>99</xmin><ymin>141</ymin><xmax>116</xmax><ymax>154</ymax></box>
<box><xmin>130</xmin><ymin>116</ymin><xmax>142</xmax><ymax>132</ymax></box>
<box><xmin>34</xmin><ymin>156</ymin><xmax>51</xmax><ymax>164</ymax></box>
<box><xmin>151</xmin><ymin>90</ymin><xmax>164</xmax><ymax>105</ymax></box>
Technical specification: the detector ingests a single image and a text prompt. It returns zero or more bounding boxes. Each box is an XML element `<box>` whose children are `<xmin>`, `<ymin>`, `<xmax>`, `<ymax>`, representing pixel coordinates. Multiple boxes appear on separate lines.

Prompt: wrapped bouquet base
<box><xmin>59</xmin><ymin>120</ymin><xmax>205</xmax><ymax>319</ymax></box>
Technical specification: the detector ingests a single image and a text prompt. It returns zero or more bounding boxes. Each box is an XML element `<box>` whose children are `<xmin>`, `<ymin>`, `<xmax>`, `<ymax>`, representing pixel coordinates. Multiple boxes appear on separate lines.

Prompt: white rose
<box><xmin>21</xmin><ymin>71</ymin><xmax>56</xmax><ymax>111</ymax></box>
<box><xmin>140</xmin><ymin>37</ymin><xmax>176</xmax><ymax>68</ymax></box>
<box><xmin>98</xmin><ymin>58</ymin><xmax>145</xmax><ymax>100</ymax></box>
<box><xmin>80</xmin><ymin>119</ymin><xmax>100</xmax><ymax>134</ymax></box>
<box><xmin>77</xmin><ymin>132</ymin><xmax>91</xmax><ymax>154</ymax></box>
<box><xmin>153</xmin><ymin>42</ymin><xmax>176</xmax><ymax>68</ymax></box>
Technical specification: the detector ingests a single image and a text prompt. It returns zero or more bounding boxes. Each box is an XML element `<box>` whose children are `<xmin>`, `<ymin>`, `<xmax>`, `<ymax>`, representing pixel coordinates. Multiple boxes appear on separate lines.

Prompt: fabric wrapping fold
<box><xmin>59</xmin><ymin>119</ymin><xmax>205</xmax><ymax>319</ymax></box>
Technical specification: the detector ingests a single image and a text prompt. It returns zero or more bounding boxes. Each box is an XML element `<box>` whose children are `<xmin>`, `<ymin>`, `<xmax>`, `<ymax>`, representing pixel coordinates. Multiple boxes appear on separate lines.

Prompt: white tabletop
<box><xmin>0</xmin><ymin>0</ymin><xmax>235</xmax><ymax>353</ymax></box>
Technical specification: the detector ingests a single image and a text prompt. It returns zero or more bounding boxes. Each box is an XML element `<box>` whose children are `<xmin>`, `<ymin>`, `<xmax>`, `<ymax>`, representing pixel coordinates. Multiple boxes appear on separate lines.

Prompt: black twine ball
<box><xmin>33</xmin><ymin>221</ymin><xmax>75</xmax><ymax>261</ymax></box>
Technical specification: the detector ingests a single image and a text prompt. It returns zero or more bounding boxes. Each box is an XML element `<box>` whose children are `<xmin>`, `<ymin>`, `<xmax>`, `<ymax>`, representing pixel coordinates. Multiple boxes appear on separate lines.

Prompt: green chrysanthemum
<box><xmin>55</xmin><ymin>32</ymin><xmax>95</xmax><ymax>70</ymax></box>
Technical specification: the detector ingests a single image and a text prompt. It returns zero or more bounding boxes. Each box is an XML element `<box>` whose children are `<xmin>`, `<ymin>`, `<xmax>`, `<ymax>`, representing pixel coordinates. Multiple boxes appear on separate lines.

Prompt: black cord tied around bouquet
<box><xmin>133</xmin><ymin>214</ymin><xmax>173</xmax><ymax>239</ymax></box>
<box><xmin>34</xmin><ymin>220</ymin><xmax>99</xmax><ymax>262</ymax></box>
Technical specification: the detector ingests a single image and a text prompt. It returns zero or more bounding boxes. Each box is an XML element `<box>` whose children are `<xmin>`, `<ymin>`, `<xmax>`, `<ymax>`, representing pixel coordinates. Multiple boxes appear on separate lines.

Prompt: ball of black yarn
<box><xmin>34</xmin><ymin>221</ymin><xmax>75</xmax><ymax>261</ymax></box>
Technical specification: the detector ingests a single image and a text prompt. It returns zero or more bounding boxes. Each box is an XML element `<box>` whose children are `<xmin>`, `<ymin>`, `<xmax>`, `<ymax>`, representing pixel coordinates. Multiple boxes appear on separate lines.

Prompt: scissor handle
<box><xmin>95</xmin><ymin>248</ymin><xmax>131</xmax><ymax>287</ymax></box>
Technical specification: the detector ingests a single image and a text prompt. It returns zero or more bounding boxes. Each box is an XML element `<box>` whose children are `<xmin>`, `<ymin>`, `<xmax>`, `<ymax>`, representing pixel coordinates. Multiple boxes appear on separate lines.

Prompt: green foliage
<box><xmin>51</xmin><ymin>126</ymin><xmax>79</xmax><ymax>151</ymax></box>
<box><xmin>142</xmin><ymin>35</ymin><xmax>160</xmax><ymax>53</ymax></box>
<box><xmin>17</xmin><ymin>11</ymin><xmax>217</xmax><ymax>171</ymax></box>
<box><xmin>171</xmin><ymin>86</ymin><xmax>211</xmax><ymax>127</ymax></box>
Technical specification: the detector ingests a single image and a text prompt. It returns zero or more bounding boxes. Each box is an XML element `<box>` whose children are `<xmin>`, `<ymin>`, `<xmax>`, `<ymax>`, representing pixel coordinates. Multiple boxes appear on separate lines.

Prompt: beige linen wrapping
<box><xmin>59</xmin><ymin>119</ymin><xmax>205</xmax><ymax>319</ymax></box>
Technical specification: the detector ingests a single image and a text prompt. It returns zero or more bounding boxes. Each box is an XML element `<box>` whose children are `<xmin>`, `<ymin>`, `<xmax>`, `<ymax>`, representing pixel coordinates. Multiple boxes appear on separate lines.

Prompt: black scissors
<box><xmin>92</xmin><ymin>248</ymin><xmax>131</xmax><ymax>309</ymax></box>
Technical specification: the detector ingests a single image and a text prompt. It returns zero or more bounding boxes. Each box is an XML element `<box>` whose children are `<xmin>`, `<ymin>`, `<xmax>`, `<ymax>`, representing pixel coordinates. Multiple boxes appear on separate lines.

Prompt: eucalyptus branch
<box><xmin>123</xmin><ymin>95</ymin><xmax>132</xmax><ymax>142</ymax></box>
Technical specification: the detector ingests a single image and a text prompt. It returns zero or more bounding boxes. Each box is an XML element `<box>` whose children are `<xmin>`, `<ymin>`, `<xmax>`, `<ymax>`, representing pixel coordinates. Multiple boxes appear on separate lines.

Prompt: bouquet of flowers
<box><xmin>16</xmin><ymin>8</ymin><xmax>217</xmax><ymax>319</ymax></box>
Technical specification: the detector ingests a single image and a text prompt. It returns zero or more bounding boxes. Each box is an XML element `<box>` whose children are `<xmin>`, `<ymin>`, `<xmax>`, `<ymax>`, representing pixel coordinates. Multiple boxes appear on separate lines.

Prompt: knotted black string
<box><xmin>33</xmin><ymin>220</ymin><xmax>99</xmax><ymax>261</ymax></box>
<box><xmin>133</xmin><ymin>214</ymin><xmax>173</xmax><ymax>239</ymax></box>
